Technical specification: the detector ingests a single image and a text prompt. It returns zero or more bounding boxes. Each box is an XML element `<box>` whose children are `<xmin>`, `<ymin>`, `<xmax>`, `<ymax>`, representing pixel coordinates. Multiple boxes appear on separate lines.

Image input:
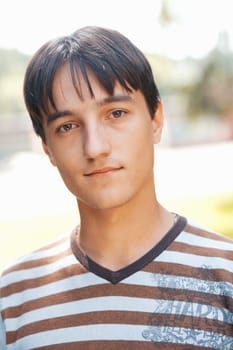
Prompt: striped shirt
<box><xmin>0</xmin><ymin>215</ymin><xmax>233</xmax><ymax>349</ymax></box>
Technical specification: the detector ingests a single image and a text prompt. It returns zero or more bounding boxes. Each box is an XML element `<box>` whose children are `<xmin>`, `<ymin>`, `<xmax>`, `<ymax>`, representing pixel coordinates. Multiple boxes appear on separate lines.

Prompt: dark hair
<box><xmin>24</xmin><ymin>26</ymin><xmax>160</xmax><ymax>141</ymax></box>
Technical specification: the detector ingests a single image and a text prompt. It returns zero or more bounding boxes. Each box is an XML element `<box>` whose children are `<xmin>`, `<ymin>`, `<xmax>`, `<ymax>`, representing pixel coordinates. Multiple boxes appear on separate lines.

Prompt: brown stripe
<box><xmin>36</xmin><ymin>235</ymin><xmax>71</xmax><ymax>251</ymax></box>
<box><xmin>143</xmin><ymin>260</ymin><xmax>233</xmax><ymax>285</ymax></box>
<box><xmin>6</xmin><ymin>311</ymin><xmax>148</xmax><ymax>344</ymax></box>
<box><xmin>1</xmin><ymin>262</ymin><xmax>87</xmax><ymax>298</ymax></box>
<box><xmin>2</xmin><ymin>253</ymin><xmax>232</xmax><ymax>299</ymax></box>
<box><xmin>2</xmin><ymin>235</ymin><xmax>69</xmax><ymax>275</ymax></box>
<box><xmin>33</xmin><ymin>340</ymin><xmax>199</xmax><ymax>350</ymax></box>
<box><xmin>2</xmin><ymin>247</ymin><xmax>72</xmax><ymax>275</ymax></box>
<box><xmin>168</xmin><ymin>241</ymin><xmax>233</xmax><ymax>260</ymax></box>
<box><xmin>6</xmin><ymin>310</ymin><xmax>232</xmax><ymax>345</ymax></box>
<box><xmin>3</xmin><ymin>283</ymin><xmax>232</xmax><ymax>319</ymax></box>
<box><xmin>184</xmin><ymin>224</ymin><xmax>233</xmax><ymax>243</ymax></box>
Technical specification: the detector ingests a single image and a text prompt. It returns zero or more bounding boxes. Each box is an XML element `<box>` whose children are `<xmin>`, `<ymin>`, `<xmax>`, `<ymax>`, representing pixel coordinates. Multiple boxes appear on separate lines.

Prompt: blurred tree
<box><xmin>0</xmin><ymin>49</ymin><xmax>29</xmax><ymax>75</ymax></box>
<box><xmin>0</xmin><ymin>49</ymin><xmax>30</xmax><ymax>115</ymax></box>
<box><xmin>180</xmin><ymin>32</ymin><xmax>233</xmax><ymax>139</ymax></box>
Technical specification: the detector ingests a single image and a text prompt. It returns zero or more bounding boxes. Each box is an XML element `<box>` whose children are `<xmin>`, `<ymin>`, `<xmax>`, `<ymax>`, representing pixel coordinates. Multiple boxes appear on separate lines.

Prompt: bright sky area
<box><xmin>0</xmin><ymin>0</ymin><xmax>233</xmax><ymax>59</ymax></box>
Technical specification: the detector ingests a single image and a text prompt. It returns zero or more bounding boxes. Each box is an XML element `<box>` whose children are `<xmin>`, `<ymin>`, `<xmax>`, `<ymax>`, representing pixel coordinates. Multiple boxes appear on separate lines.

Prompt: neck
<box><xmin>77</xmin><ymin>185</ymin><xmax>174</xmax><ymax>271</ymax></box>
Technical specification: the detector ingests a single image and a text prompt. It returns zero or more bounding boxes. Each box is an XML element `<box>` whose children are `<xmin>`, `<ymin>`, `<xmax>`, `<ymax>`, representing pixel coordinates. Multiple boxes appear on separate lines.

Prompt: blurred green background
<box><xmin>1</xmin><ymin>192</ymin><xmax>233</xmax><ymax>269</ymax></box>
<box><xmin>0</xmin><ymin>0</ymin><xmax>233</xmax><ymax>271</ymax></box>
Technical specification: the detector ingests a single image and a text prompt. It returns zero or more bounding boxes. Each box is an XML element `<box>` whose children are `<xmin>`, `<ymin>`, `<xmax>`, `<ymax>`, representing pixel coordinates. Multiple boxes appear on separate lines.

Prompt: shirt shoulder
<box><xmin>184</xmin><ymin>221</ymin><xmax>233</xmax><ymax>245</ymax></box>
<box><xmin>170</xmin><ymin>220</ymin><xmax>233</xmax><ymax>276</ymax></box>
<box><xmin>0</xmin><ymin>232</ymin><xmax>78</xmax><ymax>295</ymax></box>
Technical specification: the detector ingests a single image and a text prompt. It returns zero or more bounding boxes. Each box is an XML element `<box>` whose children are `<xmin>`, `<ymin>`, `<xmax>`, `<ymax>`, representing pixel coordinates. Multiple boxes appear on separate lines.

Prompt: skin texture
<box><xmin>42</xmin><ymin>63</ymin><xmax>174</xmax><ymax>270</ymax></box>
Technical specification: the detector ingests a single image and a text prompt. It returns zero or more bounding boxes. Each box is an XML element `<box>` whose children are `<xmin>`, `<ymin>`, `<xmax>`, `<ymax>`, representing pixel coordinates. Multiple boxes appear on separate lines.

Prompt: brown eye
<box><xmin>111</xmin><ymin>110</ymin><xmax>126</xmax><ymax>119</ymax></box>
<box><xmin>59</xmin><ymin>123</ymin><xmax>76</xmax><ymax>133</ymax></box>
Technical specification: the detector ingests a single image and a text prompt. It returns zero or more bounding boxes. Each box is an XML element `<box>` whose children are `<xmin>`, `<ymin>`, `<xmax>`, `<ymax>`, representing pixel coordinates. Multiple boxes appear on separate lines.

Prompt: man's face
<box><xmin>43</xmin><ymin>63</ymin><xmax>163</xmax><ymax>211</ymax></box>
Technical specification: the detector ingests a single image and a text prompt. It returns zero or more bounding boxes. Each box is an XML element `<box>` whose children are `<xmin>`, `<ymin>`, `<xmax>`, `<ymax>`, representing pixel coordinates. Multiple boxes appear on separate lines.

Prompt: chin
<box><xmin>79</xmin><ymin>192</ymin><xmax>133</xmax><ymax>211</ymax></box>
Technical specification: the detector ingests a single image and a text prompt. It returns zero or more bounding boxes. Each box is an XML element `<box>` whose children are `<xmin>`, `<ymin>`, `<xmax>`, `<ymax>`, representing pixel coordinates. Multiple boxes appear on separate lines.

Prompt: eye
<box><xmin>58</xmin><ymin>123</ymin><xmax>77</xmax><ymax>133</ymax></box>
<box><xmin>110</xmin><ymin>109</ymin><xmax>126</xmax><ymax>119</ymax></box>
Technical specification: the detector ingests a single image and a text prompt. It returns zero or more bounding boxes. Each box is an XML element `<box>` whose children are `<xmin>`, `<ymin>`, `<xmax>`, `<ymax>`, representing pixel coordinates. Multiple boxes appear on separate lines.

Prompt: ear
<box><xmin>42</xmin><ymin>141</ymin><xmax>57</xmax><ymax>166</ymax></box>
<box><xmin>151</xmin><ymin>102</ymin><xmax>164</xmax><ymax>144</ymax></box>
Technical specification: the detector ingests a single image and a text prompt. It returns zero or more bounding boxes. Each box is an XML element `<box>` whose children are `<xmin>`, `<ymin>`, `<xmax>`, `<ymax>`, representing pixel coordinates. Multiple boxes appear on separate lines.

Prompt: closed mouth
<box><xmin>84</xmin><ymin>167</ymin><xmax>123</xmax><ymax>176</ymax></box>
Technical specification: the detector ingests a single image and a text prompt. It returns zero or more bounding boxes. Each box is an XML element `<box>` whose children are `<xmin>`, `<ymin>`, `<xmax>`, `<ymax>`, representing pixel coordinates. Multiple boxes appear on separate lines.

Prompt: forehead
<box><xmin>53</xmin><ymin>63</ymin><xmax>94</xmax><ymax>98</ymax></box>
<box><xmin>51</xmin><ymin>63</ymin><xmax>130</xmax><ymax>106</ymax></box>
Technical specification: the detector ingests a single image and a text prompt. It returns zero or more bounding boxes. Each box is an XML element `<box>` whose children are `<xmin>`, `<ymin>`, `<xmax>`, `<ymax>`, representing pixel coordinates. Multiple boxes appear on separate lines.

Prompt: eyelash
<box><xmin>57</xmin><ymin>123</ymin><xmax>77</xmax><ymax>133</ymax></box>
<box><xmin>109</xmin><ymin>109</ymin><xmax>127</xmax><ymax>119</ymax></box>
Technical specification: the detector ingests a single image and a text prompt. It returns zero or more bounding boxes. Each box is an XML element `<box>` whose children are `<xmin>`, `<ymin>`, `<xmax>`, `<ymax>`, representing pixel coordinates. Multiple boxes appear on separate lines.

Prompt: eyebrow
<box><xmin>47</xmin><ymin>94</ymin><xmax>133</xmax><ymax>125</ymax></box>
<box><xmin>47</xmin><ymin>110</ymin><xmax>71</xmax><ymax>125</ymax></box>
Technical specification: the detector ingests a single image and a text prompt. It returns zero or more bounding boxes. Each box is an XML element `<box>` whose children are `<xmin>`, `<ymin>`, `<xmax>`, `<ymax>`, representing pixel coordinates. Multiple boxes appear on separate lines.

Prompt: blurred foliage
<box><xmin>165</xmin><ymin>192</ymin><xmax>233</xmax><ymax>239</ymax></box>
<box><xmin>178</xmin><ymin>33</ymin><xmax>233</xmax><ymax>119</ymax></box>
<box><xmin>146</xmin><ymin>53</ymin><xmax>176</xmax><ymax>95</ymax></box>
<box><xmin>0</xmin><ymin>49</ymin><xmax>30</xmax><ymax>114</ymax></box>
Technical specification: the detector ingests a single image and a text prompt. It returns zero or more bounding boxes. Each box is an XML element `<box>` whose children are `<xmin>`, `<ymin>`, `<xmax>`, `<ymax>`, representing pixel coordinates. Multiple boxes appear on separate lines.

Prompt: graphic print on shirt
<box><xmin>142</xmin><ymin>265</ymin><xmax>233</xmax><ymax>349</ymax></box>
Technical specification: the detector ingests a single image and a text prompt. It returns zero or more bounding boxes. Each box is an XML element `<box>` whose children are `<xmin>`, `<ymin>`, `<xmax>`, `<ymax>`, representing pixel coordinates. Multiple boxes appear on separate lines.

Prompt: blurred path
<box><xmin>0</xmin><ymin>141</ymin><xmax>232</xmax><ymax>221</ymax></box>
<box><xmin>155</xmin><ymin>141</ymin><xmax>233</xmax><ymax>200</ymax></box>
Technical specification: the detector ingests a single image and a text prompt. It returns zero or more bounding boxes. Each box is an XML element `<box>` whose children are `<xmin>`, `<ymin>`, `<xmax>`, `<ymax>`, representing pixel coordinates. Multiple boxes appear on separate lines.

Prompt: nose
<box><xmin>83</xmin><ymin>122</ymin><xmax>111</xmax><ymax>160</ymax></box>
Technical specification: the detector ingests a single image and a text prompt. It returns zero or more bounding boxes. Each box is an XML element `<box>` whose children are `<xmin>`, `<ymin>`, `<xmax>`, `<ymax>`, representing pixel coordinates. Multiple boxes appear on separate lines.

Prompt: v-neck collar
<box><xmin>70</xmin><ymin>215</ymin><xmax>187</xmax><ymax>284</ymax></box>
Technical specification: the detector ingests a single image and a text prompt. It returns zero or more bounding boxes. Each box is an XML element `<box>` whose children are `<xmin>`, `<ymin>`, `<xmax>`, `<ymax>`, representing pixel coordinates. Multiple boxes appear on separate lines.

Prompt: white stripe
<box><xmin>2</xmin><ymin>269</ymin><xmax>233</xmax><ymax>309</ymax></box>
<box><xmin>157</xmin><ymin>250</ymin><xmax>233</xmax><ymax>273</ymax></box>
<box><xmin>5</xmin><ymin>297</ymin><xmax>233</xmax><ymax>331</ymax></box>
<box><xmin>125</xmin><ymin>272</ymin><xmax>233</xmax><ymax>297</ymax></box>
<box><xmin>6</xmin><ymin>297</ymin><xmax>152</xmax><ymax>330</ymax></box>
<box><xmin>124</xmin><ymin>272</ymin><xmax>233</xmax><ymax>298</ymax></box>
<box><xmin>142</xmin><ymin>326</ymin><xmax>233</xmax><ymax>349</ymax></box>
<box><xmin>177</xmin><ymin>231</ymin><xmax>233</xmax><ymax>251</ymax></box>
<box><xmin>186</xmin><ymin>220</ymin><xmax>216</xmax><ymax>232</ymax></box>
<box><xmin>1</xmin><ymin>272</ymin><xmax>105</xmax><ymax>308</ymax></box>
<box><xmin>2</xmin><ymin>244</ymin><xmax>232</xmax><ymax>289</ymax></box>
<box><xmin>2</xmin><ymin>238</ymin><xmax>70</xmax><ymax>271</ymax></box>
<box><xmin>8</xmin><ymin>324</ymin><xmax>233</xmax><ymax>350</ymax></box>
<box><xmin>18</xmin><ymin>240</ymin><xmax>70</xmax><ymax>261</ymax></box>
<box><xmin>1</xmin><ymin>254</ymin><xmax>77</xmax><ymax>287</ymax></box>
<box><xmin>9</xmin><ymin>324</ymin><xmax>148</xmax><ymax>349</ymax></box>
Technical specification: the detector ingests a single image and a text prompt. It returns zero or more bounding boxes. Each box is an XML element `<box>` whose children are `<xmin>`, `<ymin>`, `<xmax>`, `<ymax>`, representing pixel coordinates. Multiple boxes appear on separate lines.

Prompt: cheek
<box><xmin>53</xmin><ymin>157</ymin><xmax>83</xmax><ymax>197</ymax></box>
<box><xmin>125</xmin><ymin>126</ymin><xmax>155</xmax><ymax>175</ymax></box>
<box><xmin>130</xmin><ymin>121</ymin><xmax>155</xmax><ymax>154</ymax></box>
<box><xmin>47</xmin><ymin>136</ymin><xmax>81</xmax><ymax>165</ymax></box>
<box><xmin>45</xmin><ymin>144</ymin><xmax>79</xmax><ymax>184</ymax></box>
<box><xmin>55</xmin><ymin>152</ymin><xmax>79</xmax><ymax>176</ymax></box>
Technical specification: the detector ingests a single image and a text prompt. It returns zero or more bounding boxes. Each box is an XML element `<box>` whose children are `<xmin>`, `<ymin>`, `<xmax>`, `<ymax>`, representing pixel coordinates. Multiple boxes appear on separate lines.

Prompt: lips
<box><xmin>84</xmin><ymin>167</ymin><xmax>122</xmax><ymax>176</ymax></box>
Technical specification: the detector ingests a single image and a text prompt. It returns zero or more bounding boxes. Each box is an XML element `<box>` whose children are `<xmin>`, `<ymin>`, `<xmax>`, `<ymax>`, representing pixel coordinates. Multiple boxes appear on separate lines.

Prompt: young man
<box><xmin>0</xmin><ymin>26</ymin><xmax>232</xmax><ymax>349</ymax></box>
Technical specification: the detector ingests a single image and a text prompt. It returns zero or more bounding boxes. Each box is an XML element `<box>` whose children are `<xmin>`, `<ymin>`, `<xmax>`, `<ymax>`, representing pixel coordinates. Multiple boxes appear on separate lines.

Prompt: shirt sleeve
<box><xmin>0</xmin><ymin>300</ymin><xmax>7</xmax><ymax>350</ymax></box>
